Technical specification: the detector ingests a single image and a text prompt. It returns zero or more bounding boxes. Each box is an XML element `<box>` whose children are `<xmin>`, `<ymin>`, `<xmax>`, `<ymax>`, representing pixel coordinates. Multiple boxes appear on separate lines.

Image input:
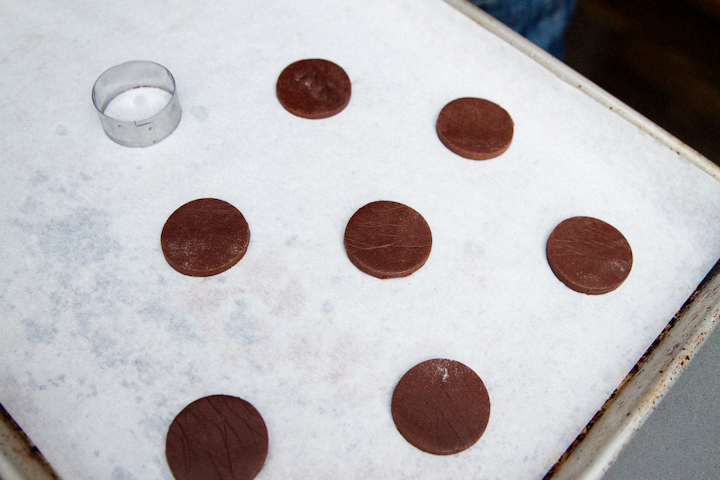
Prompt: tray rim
<box><xmin>0</xmin><ymin>403</ymin><xmax>60</xmax><ymax>480</ymax></box>
<box><xmin>545</xmin><ymin>259</ymin><xmax>720</xmax><ymax>479</ymax></box>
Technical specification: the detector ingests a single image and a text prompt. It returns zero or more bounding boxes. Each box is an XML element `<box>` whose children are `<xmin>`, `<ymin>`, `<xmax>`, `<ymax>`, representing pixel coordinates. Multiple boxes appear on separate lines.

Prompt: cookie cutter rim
<box><xmin>92</xmin><ymin>60</ymin><xmax>182</xmax><ymax>148</ymax></box>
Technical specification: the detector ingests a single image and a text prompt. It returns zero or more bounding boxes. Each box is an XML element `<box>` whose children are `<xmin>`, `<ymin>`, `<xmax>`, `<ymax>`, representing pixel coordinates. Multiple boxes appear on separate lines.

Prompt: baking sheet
<box><xmin>2</xmin><ymin>0</ymin><xmax>720</xmax><ymax>479</ymax></box>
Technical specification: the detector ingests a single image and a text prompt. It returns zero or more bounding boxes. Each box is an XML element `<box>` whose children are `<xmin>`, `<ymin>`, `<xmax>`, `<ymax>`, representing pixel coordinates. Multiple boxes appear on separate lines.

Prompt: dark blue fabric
<box><xmin>469</xmin><ymin>0</ymin><xmax>576</xmax><ymax>59</ymax></box>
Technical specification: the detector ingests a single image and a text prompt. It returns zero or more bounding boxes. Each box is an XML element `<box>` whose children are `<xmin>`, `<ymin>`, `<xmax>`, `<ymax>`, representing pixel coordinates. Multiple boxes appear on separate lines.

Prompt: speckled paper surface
<box><xmin>2</xmin><ymin>1</ymin><xmax>720</xmax><ymax>479</ymax></box>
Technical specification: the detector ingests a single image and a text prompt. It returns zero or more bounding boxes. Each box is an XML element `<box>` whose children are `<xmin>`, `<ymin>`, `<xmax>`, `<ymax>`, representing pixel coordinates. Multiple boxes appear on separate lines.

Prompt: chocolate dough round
<box><xmin>161</xmin><ymin>198</ymin><xmax>250</xmax><ymax>277</ymax></box>
<box><xmin>276</xmin><ymin>59</ymin><xmax>351</xmax><ymax>119</ymax></box>
<box><xmin>166</xmin><ymin>395</ymin><xmax>268</xmax><ymax>480</ymax></box>
<box><xmin>546</xmin><ymin>216</ymin><xmax>633</xmax><ymax>295</ymax></box>
<box><xmin>344</xmin><ymin>200</ymin><xmax>432</xmax><ymax>279</ymax></box>
<box><xmin>391</xmin><ymin>359</ymin><xmax>491</xmax><ymax>455</ymax></box>
<box><xmin>436</xmin><ymin>97</ymin><xmax>514</xmax><ymax>160</ymax></box>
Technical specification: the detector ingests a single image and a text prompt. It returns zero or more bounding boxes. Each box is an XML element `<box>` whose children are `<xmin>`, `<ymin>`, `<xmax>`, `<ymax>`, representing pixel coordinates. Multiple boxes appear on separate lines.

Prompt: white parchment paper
<box><xmin>2</xmin><ymin>0</ymin><xmax>720</xmax><ymax>479</ymax></box>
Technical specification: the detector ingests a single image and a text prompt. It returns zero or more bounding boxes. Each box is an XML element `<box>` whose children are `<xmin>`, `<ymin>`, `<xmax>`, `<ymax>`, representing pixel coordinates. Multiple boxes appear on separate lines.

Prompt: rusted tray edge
<box><xmin>546</xmin><ymin>259</ymin><xmax>720</xmax><ymax>480</ymax></box>
<box><xmin>443</xmin><ymin>0</ymin><xmax>720</xmax><ymax>183</ymax></box>
<box><xmin>0</xmin><ymin>403</ymin><xmax>61</xmax><ymax>480</ymax></box>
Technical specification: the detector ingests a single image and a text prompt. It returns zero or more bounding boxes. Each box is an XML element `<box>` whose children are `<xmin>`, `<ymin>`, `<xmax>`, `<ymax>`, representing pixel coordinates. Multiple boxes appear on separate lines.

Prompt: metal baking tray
<box><xmin>1</xmin><ymin>1</ymin><xmax>719</xmax><ymax>478</ymax></box>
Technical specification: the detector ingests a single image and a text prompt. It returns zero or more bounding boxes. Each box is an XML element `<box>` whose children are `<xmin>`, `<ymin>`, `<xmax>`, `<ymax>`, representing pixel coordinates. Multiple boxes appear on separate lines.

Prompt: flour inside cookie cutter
<box><xmin>92</xmin><ymin>60</ymin><xmax>182</xmax><ymax>147</ymax></box>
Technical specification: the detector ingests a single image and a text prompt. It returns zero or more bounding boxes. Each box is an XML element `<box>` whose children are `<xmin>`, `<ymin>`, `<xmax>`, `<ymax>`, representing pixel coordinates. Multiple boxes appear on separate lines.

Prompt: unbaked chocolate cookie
<box><xmin>546</xmin><ymin>216</ymin><xmax>632</xmax><ymax>294</ymax></box>
<box><xmin>391</xmin><ymin>359</ymin><xmax>491</xmax><ymax>455</ymax></box>
<box><xmin>436</xmin><ymin>97</ymin><xmax>513</xmax><ymax>160</ymax></box>
<box><xmin>276</xmin><ymin>59</ymin><xmax>351</xmax><ymax>119</ymax></box>
<box><xmin>344</xmin><ymin>200</ymin><xmax>432</xmax><ymax>279</ymax></box>
<box><xmin>166</xmin><ymin>394</ymin><xmax>268</xmax><ymax>480</ymax></box>
<box><xmin>161</xmin><ymin>198</ymin><xmax>250</xmax><ymax>277</ymax></box>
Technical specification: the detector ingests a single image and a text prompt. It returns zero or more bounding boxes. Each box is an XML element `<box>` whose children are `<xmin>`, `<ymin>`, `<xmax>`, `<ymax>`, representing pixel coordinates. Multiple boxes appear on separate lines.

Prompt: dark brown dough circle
<box><xmin>161</xmin><ymin>198</ymin><xmax>250</xmax><ymax>277</ymax></box>
<box><xmin>344</xmin><ymin>200</ymin><xmax>432</xmax><ymax>279</ymax></box>
<box><xmin>546</xmin><ymin>216</ymin><xmax>633</xmax><ymax>295</ymax></box>
<box><xmin>276</xmin><ymin>58</ymin><xmax>351</xmax><ymax>119</ymax></box>
<box><xmin>166</xmin><ymin>394</ymin><xmax>268</xmax><ymax>480</ymax></box>
<box><xmin>391</xmin><ymin>359</ymin><xmax>491</xmax><ymax>455</ymax></box>
<box><xmin>436</xmin><ymin>97</ymin><xmax>514</xmax><ymax>160</ymax></box>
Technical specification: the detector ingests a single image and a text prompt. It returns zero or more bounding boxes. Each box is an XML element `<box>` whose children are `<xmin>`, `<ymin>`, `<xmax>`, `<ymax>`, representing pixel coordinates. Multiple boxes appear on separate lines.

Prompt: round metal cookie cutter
<box><xmin>92</xmin><ymin>60</ymin><xmax>182</xmax><ymax>147</ymax></box>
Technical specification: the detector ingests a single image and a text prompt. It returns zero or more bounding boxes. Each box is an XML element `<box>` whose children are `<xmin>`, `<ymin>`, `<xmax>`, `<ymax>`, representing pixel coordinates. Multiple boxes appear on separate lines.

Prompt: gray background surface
<box><xmin>603</xmin><ymin>324</ymin><xmax>720</xmax><ymax>479</ymax></box>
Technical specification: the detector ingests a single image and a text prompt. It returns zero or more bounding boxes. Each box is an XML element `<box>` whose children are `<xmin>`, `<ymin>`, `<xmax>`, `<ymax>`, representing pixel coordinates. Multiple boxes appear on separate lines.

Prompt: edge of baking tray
<box><xmin>545</xmin><ymin>259</ymin><xmax>720</xmax><ymax>480</ymax></box>
<box><xmin>442</xmin><ymin>1</ymin><xmax>720</xmax><ymax>478</ymax></box>
<box><xmin>0</xmin><ymin>403</ymin><xmax>61</xmax><ymax>480</ymax></box>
